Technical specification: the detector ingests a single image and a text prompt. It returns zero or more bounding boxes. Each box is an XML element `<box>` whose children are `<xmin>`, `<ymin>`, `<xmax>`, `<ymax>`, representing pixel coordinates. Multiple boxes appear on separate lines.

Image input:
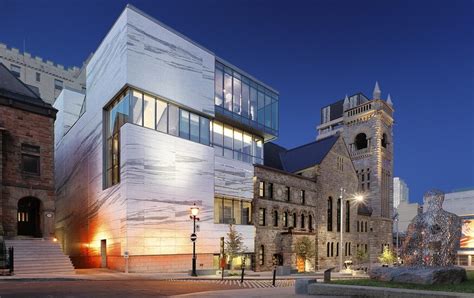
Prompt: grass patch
<box><xmin>331</xmin><ymin>271</ymin><xmax>474</xmax><ymax>293</ymax></box>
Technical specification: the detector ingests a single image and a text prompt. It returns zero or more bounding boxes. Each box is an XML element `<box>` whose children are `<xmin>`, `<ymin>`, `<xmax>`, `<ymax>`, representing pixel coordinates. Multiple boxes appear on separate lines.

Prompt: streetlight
<box><xmin>190</xmin><ymin>203</ymin><xmax>200</xmax><ymax>277</ymax></box>
<box><xmin>339</xmin><ymin>188</ymin><xmax>365</xmax><ymax>272</ymax></box>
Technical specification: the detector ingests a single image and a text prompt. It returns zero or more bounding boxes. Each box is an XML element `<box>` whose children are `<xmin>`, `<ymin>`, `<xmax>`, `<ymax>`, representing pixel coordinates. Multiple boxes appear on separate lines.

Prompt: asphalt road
<box><xmin>0</xmin><ymin>280</ymin><xmax>241</xmax><ymax>297</ymax></box>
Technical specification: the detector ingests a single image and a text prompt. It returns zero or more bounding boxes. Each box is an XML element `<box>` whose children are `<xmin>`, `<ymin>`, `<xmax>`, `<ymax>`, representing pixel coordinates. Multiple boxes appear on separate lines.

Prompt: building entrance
<box><xmin>17</xmin><ymin>197</ymin><xmax>41</xmax><ymax>237</ymax></box>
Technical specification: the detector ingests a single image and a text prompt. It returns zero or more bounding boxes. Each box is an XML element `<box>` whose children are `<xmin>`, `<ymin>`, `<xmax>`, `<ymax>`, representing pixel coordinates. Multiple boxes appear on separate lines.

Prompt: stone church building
<box><xmin>254</xmin><ymin>84</ymin><xmax>394</xmax><ymax>272</ymax></box>
<box><xmin>0</xmin><ymin>62</ymin><xmax>57</xmax><ymax>239</ymax></box>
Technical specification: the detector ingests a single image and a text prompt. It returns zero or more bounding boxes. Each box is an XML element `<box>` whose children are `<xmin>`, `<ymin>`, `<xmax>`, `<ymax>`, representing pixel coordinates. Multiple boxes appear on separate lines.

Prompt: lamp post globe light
<box><xmin>339</xmin><ymin>188</ymin><xmax>365</xmax><ymax>272</ymax></box>
<box><xmin>190</xmin><ymin>203</ymin><xmax>200</xmax><ymax>277</ymax></box>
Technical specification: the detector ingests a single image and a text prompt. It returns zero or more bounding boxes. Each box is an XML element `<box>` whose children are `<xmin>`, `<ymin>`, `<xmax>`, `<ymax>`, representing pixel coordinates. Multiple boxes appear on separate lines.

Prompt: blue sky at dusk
<box><xmin>1</xmin><ymin>0</ymin><xmax>472</xmax><ymax>204</ymax></box>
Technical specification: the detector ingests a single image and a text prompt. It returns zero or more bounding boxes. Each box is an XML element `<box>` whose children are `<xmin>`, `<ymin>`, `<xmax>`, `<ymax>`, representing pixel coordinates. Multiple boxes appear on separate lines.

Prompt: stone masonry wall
<box><xmin>0</xmin><ymin>105</ymin><xmax>55</xmax><ymax>238</ymax></box>
<box><xmin>253</xmin><ymin>165</ymin><xmax>317</xmax><ymax>272</ymax></box>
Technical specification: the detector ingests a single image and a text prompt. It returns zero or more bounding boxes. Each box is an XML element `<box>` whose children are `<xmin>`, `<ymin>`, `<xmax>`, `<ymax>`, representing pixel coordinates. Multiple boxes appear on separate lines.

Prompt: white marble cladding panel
<box><xmin>126</xmin><ymin>8</ymin><xmax>215</xmax><ymax>117</ymax></box>
<box><xmin>86</xmin><ymin>8</ymin><xmax>128</xmax><ymax>110</ymax></box>
<box><xmin>121</xmin><ymin>123</ymin><xmax>230</xmax><ymax>255</ymax></box>
<box><xmin>54</xmin><ymin>94</ymin><xmax>127</xmax><ymax>257</ymax></box>
<box><xmin>53</xmin><ymin>89</ymin><xmax>85</xmax><ymax>146</ymax></box>
<box><xmin>214</xmin><ymin>156</ymin><xmax>254</xmax><ymax>200</ymax></box>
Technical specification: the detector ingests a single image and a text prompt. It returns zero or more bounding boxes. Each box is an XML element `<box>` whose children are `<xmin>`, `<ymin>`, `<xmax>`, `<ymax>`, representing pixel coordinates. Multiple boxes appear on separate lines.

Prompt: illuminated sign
<box><xmin>460</xmin><ymin>218</ymin><xmax>474</xmax><ymax>249</ymax></box>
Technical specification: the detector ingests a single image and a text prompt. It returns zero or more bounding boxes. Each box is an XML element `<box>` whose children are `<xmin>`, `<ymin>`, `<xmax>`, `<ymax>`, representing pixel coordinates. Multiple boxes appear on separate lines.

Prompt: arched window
<box><xmin>273</xmin><ymin>210</ymin><xmax>279</xmax><ymax>227</ymax></box>
<box><xmin>354</xmin><ymin>133</ymin><xmax>368</xmax><ymax>150</ymax></box>
<box><xmin>327</xmin><ymin>242</ymin><xmax>330</xmax><ymax>257</ymax></box>
<box><xmin>381</xmin><ymin>133</ymin><xmax>388</xmax><ymax>148</ymax></box>
<box><xmin>283</xmin><ymin>212</ymin><xmax>288</xmax><ymax>227</ymax></box>
<box><xmin>345</xmin><ymin>201</ymin><xmax>350</xmax><ymax>232</ymax></box>
<box><xmin>308</xmin><ymin>215</ymin><xmax>313</xmax><ymax>231</ymax></box>
<box><xmin>337</xmin><ymin>198</ymin><xmax>341</xmax><ymax>232</ymax></box>
<box><xmin>259</xmin><ymin>245</ymin><xmax>265</xmax><ymax>265</ymax></box>
<box><xmin>365</xmin><ymin>221</ymin><xmax>368</xmax><ymax>233</ymax></box>
<box><xmin>331</xmin><ymin>242</ymin><xmax>334</xmax><ymax>257</ymax></box>
<box><xmin>336</xmin><ymin>242</ymin><xmax>339</xmax><ymax>257</ymax></box>
<box><xmin>327</xmin><ymin>197</ymin><xmax>333</xmax><ymax>231</ymax></box>
<box><xmin>357</xmin><ymin>220</ymin><xmax>360</xmax><ymax>232</ymax></box>
<box><xmin>301</xmin><ymin>214</ymin><xmax>305</xmax><ymax>229</ymax></box>
<box><xmin>293</xmin><ymin>213</ymin><xmax>297</xmax><ymax>228</ymax></box>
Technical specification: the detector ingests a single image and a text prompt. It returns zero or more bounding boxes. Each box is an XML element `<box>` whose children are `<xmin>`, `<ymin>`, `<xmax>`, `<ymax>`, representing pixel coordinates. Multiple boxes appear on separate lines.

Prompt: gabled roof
<box><xmin>0</xmin><ymin>63</ymin><xmax>56</xmax><ymax>118</ymax></box>
<box><xmin>264</xmin><ymin>134</ymin><xmax>339</xmax><ymax>173</ymax></box>
<box><xmin>0</xmin><ymin>63</ymin><xmax>42</xmax><ymax>101</ymax></box>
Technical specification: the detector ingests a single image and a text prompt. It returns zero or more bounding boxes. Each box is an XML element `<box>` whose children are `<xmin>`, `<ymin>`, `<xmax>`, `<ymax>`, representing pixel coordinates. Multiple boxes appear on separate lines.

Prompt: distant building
<box><xmin>0</xmin><ymin>43</ymin><xmax>86</xmax><ymax>104</ymax></box>
<box><xmin>430</xmin><ymin>189</ymin><xmax>474</xmax><ymax>267</ymax></box>
<box><xmin>393</xmin><ymin>177</ymin><xmax>409</xmax><ymax>208</ymax></box>
<box><xmin>394</xmin><ymin>201</ymin><xmax>422</xmax><ymax>235</ymax></box>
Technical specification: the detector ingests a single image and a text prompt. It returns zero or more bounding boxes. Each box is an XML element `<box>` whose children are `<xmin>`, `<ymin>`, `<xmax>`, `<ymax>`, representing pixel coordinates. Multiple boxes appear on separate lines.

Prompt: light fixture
<box><xmin>191</xmin><ymin>204</ymin><xmax>200</xmax><ymax>217</ymax></box>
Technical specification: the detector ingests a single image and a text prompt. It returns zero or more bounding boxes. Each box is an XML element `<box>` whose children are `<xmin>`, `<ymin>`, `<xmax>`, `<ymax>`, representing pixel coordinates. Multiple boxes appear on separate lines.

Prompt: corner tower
<box><xmin>317</xmin><ymin>82</ymin><xmax>394</xmax><ymax>259</ymax></box>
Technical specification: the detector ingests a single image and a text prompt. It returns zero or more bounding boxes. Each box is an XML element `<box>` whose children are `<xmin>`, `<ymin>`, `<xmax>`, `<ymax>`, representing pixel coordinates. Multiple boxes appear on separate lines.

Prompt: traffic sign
<box><xmin>190</xmin><ymin>233</ymin><xmax>197</xmax><ymax>242</ymax></box>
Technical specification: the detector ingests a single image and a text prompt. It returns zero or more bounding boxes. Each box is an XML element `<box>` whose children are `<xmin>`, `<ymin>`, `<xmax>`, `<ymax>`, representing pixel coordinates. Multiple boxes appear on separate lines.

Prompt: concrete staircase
<box><xmin>4</xmin><ymin>238</ymin><xmax>75</xmax><ymax>275</ymax></box>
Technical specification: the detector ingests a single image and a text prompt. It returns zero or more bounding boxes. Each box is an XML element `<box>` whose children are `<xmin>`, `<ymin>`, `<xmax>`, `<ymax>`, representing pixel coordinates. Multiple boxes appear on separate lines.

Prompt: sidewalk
<box><xmin>172</xmin><ymin>287</ymin><xmax>347</xmax><ymax>297</ymax></box>
<box><xmin>0</xmin><ymin>268</ymin><xmax>366</xmax><ymax>282</ymax></box>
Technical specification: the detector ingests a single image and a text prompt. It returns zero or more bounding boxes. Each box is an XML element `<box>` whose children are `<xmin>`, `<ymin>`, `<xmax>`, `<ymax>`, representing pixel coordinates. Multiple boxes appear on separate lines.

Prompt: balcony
<box><xmin>350</xmin><ymin>147</ymin><xmax>371</xmax><ymax>159</ymax></box>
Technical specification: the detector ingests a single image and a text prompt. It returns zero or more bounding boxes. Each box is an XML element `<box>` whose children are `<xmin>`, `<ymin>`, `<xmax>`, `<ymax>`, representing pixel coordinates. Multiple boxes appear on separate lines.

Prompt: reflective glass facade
<box><xmin>105</xmin><ymin>88</ymin><xmax>211</xmax><ymax>188</ymax></box>
<box><xmin>214</xmin><ymin>61</ymin><xmax>279</xmax><ymax>138</ymax></box>
<box><xmin>211</xmin><ymin>120</ymin><xmax>263</xmax><ymax>164</ymax></box>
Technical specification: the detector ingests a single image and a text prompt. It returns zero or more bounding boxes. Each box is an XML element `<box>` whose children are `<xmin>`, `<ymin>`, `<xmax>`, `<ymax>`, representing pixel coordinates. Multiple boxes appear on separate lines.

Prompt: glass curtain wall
<box><xmin>214</xmin><ymin>61</ymin><xmax>278</xmax><ymax>136</ymax></box>
<box><xmin>214</xmin><ymin>197</ymin><xmax>252</xmax><ymax>225</ymax></box>
<box><xmin>105</xmin><ymin>88</ymin><xmax>211</xmax><ymax>188</ymax></box>
<box><xmin>211</xmin><ymin>120</ymin><xmax>263</xmax><ymax>164</ymax></box>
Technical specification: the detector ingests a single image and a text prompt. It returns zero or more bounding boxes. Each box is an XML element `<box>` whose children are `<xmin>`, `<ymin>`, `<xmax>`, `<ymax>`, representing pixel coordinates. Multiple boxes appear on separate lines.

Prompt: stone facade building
<box><xmin>254</xmin><ymin>135</ymin><xmax>374</xmax><ymax>272</ymax></box>
<box><xmin>0</xmin><ymin>43</ymin><xmax>86</xmax><ymax>104</ymax></box>
<box><xmin>0</xmin><ymin>63</ymin><xmax>57</xmax><ymax>239</ymax></box>
<box><xmin>317</xmin><ymin>83</ymin><xmax>394</xmax><ymax>264</ymax></box>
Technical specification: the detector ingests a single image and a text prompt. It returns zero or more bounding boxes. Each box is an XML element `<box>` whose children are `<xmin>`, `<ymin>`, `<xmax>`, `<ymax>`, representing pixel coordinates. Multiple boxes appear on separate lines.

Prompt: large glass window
<box><xmin>214</xmin><ymin>61</ymin><xmax>279</xmax><ymax>136</ymax></box>
<box><xmin>257</xmin><ymin>90</ymin><xmax>265</xmax><ymax>126</ymax></box>
<box><xmin>250</xmin><ymin>87</ymin><xmax>257</xmax><ymax>121</ymax></box>
<box><xmin>168</xmin><ymin>105</ymin><xmax>179</xmax><ymax>136</ymax></box>
<box><xmin>212</xmin><ymin>121</ymin><xmax>263</xmax><ymax>164</ymax></box>
<box><xmin>143</xmin><ymin>94</ymin><xmax>155</xmax><ymax>129</ymax></box>
<box><xmin>200</xmin><ymin>117</ymin><xmax>210</xmax><ymax>145</ymax></box>
<box><xmin>105</xmin><ymin>88</ymin><xmax>212</xmax><ymax>188</ymax></box>
<box><xmin>156</xmin><ymin>99</ymin><xmax>168</xmax><ymax>133</ymax></box>
<box><xmin>179</xmin><ymin>110</ymin><xmax>190</xmax><ymax>139</ymax></box>
<box><xmin>190</xmin><ymin>113</ymin><xmax>200</xmax><ymax>142</ymax></box>
<box><xmin>214</xmin><ymin>198</ymin><xmax>252</xmax><ymax>225</ymax></box>
<box><xmin>233</xmin><ymin>75</ymin><xmax>241</xmax><ymax>114</ymax></box>
<box><xmin>241</xmin><ymin>80</ymin><xmax>250</xmax><ymax>118</ymax></box>
<box><xmin>215</xmin><ymin>67</ymin><xmax>224</xmax><ymax>106</ymax></box>
<box><xmin>131</xmin><ymin>91</ymin><xmax>143</xmax><ymax>125</ymax></box>
<box><xmin>224</xmin><ymin>72</ymin><xmax>233</xmax><ymax>111</ymax></box>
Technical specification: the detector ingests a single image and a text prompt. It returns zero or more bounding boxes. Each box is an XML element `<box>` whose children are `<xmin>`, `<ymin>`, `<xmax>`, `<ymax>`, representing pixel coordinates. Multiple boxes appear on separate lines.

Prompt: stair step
<box><xmin>3</xmin><ymin>239</ymin><xmax>75</xmax><ymax>274</ymax></box>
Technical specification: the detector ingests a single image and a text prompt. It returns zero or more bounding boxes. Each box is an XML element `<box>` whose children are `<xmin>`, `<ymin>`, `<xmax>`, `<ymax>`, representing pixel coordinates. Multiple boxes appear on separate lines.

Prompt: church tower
<box><xmin>342</xmin><ymin>82</ymin><xmax>394</xmax><ymax>220</ymax></box>
<box><xmin>316</xmin><ymin>82</ymin><xmax>394</xmax><ymax>260</ymax></box>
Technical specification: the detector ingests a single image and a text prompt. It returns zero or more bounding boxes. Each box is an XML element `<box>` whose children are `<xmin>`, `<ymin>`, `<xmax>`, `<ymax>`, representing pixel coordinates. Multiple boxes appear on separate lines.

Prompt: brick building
<box><xmin>254</xmin><ymin>135</ymin><xmax>373</xmax><ymax>272</ymax></box>
<box><xmin>0</xmin><ymin>63</ymin><xmax>57</xmax><ymax>239</ymax></box>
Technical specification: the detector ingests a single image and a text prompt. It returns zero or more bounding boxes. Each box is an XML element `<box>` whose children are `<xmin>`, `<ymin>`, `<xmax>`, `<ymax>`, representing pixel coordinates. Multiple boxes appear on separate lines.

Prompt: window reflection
<box><xmin>215</xmin><ymin>61</ymin><xmax>279</xmax><ymax>135</ymax></box>
<box><xmin>105</xmin><ymin>88</ymin><xmax>212</xmax><ymax>189</ymax></box>
<box><xmin>212</xmin><ymin>120</ymin><xmax>263</xmax><ymax>164</ymax></box>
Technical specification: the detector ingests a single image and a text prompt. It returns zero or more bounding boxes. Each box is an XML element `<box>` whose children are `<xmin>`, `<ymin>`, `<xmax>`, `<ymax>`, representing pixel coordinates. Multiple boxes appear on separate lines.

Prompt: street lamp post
<box><xmin>190</xmin><ymin>204</ymin><xmax>200</xmax><ymax>277</ymax></box>
<box><xmin>340</xmin><ymin>188</ymin><xmax>345</xmax><ymax>272</ymax></box>
<box><xmin>339</xmin><ymin>188</ymin><xmax>364</xmax><ymax>272</ymax></box>
<box><xmin>395</xmin><ymin>216</ymin><xmax>399</xmax><ymax>262</ymax></box>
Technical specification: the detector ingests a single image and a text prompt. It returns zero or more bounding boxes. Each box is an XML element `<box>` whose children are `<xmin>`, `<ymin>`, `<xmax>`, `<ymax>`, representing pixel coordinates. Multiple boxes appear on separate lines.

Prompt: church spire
<box><xmin>343</xmin><ymin>94</ymin><xmax>349</xmax><ymax>111</ymax></box>
<box><xmin>387</xmin><ymin>93</ymin><xmax>393</xmax><ymax>106</ymax></box>
<box><xmin>373</xmin><ymin>81</ymin><xmax>381</xmax><ymax>100</ymax></box>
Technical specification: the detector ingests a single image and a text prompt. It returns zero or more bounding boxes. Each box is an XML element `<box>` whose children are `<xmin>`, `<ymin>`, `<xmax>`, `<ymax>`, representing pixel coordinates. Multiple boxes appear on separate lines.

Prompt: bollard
<box><xmin>324</xmin><ymin>267</ymin><xmax>335</xmax><ymax>283</ymax></box>
<box><xmin>272</xmin><ymin>267</ymin><xmax>277</xmax><ymax>287</ymax></box>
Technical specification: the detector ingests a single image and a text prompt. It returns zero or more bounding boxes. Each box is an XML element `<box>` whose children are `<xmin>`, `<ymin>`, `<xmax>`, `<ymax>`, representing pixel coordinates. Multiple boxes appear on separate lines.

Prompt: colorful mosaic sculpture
<box><xmin>403</xmin><ymin>190</ymin><xmax>462</xmax><ymax>267</ymax></box>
